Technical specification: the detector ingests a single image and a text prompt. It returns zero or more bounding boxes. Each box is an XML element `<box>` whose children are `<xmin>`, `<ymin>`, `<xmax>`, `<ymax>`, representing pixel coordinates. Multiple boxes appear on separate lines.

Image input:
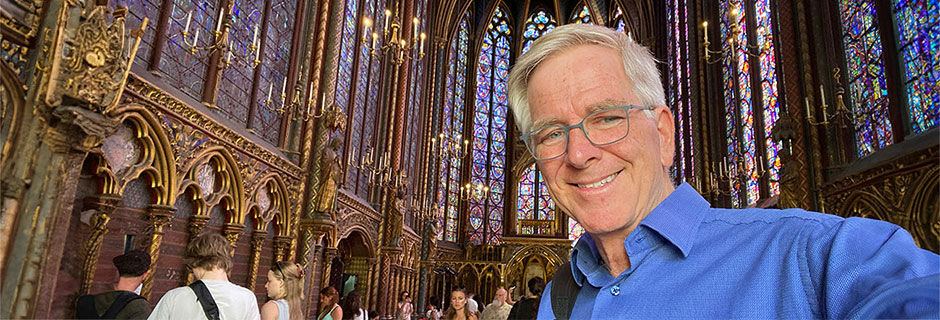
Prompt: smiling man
<box><xmin>506</xmin><ymin>24</ymin><xmax>938</xmax><ymax>319</ymax></box>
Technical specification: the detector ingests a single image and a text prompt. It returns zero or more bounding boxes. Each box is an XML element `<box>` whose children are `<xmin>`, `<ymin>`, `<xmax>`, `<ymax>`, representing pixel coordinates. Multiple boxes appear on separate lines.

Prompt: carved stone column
<box><xmin>246</xmin><ymin>232</ymin><xmax>266</xmax><ymax>290</ymax></box>
<box><xmin>320</xmin><ymin>246</ymin><xmax>338</xmax><ymax>289</ymax></box>
<box><xmin>367</xmin><ymin>257</ymin><xmax>378</xmax><ymax>310</ymax></box>
<box><xmin>379</xmin><ymin>247</ymin><xmax>401</xmax><ymax>316</ymax></box>
<box><xmin>78</xmin><ymin>194</ymin><xmax>121</xmax><ymax>295</ymax></box>
<box><xmin>274</xmin><ymin>235</ymin><xmax>293</xmax><ymax>261</ymax></box>
<box><xmin>141</xmin><ymin>204</ymin><xmax>174</xmax><ymax>299</ymax></box>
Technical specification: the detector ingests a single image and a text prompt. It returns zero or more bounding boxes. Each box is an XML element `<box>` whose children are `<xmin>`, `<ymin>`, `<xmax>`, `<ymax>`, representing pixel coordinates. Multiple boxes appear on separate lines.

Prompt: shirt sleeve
<box><xmin>535</xmin><ymin>281</ymin><xmax>554</xmax><ymax>320</ymax></box>
<box><xmin>806</xmin><ymin>217</ymin><xmax>940</xmax><ymax>318</ymax></box>
<box><xmin>147</xmin><ymin>292</ymin><xmax>171</xmax><ymax>320</ymax></box>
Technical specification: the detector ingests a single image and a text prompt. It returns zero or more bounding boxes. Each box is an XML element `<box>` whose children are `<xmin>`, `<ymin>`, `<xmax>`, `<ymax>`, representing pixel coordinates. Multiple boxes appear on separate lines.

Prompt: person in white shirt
<box><xmin>466</xmin><ymin>292</ymin><xmax>479</xmax><ymax>315</ymax></box>
<box><xmin>341</xmin><ymin>290</ymin><xmax>368</xmax><ymax>320</ymax></box>
<box><xmin>148</xmin><ymin>233</ymin><xmax>260</xmax><ymax>320</ymax></box>
<box><xmin>480</xmin><ymin>288</ymin><xmax>512</xmax><ymax>320</ymax></box>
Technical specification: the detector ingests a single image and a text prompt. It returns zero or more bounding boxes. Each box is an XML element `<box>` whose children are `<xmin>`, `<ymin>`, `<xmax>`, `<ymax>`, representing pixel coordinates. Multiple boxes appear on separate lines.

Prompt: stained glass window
<box><xmin>837</xmin><ymin>0</ymin><xmax>893</xmax><ymax>156</ymax></box>
<box><xmin>755</xmin><ymin>0</ymin><xmax>781</xmax><ymax>195</ymax></box>
<box><xmin>359</xmin><ymin>0</ymin><xmax>384</xmax><ymax>200</ymax></box>
<box><xmin>117</xmin><ymin>0</ymin><xmax>161</xmax><ymax>67</ymax></box>
<box><xmin>721</xmin><ymin>0</ymin><xmax>757</xmax><ymax>207</ymax></box>
<box><xmin>215</xmin><ymin>0</ymin><xmax>262</xmax><ymax>126</ymax></box>
<box><xmin>522</xmin><ymin>10</ymin><xmax>556</xmax><ymax>54</ymax></box>
<box><xmin>333</xmin><ymin>0</ymin><xmax>359</xmax><ymax>159</ymax></box>
<box><xmin>571</xmin><ymin>4</ymin><xmax>592</xmax><ymax>24</ymax></box>
<box><xmin>611</xmin><ymin>6</ymin><xmax>627</xmax><ymax>34</ymax></box>
<box><xmin>518</xmin><ymin>10</ymin><xmax>557</xmax><ymax>237</ymax></box>
<box><xmin>160</xmin><ymin>0</ymin><xmax>217</xmax><ymax>101</ymax></box>
<box><xmin>470</xmin><ymin>7</ymin><xmax>510</xmax><ymax>245</ymax></box>
<box><xmin>405</xmin><ymin>0</ymin><xmax>428</xmax><ymax>201</ymax></box>
<box><xmin>438</xmin><ymin>14</ymin><xmax>470</xmax><ymax>242</ymax></box>
<box><xmin>347</xmin><ymin>0</ymin><xmax>383</xmax><ymax>198</ymax></box>
<box><xmin>667</xmin><ymin>0</ymin><xmax>695</xmax><ymax>184</ymax></box>
<box><xmin>892</xmin><ymin>0</ymin><xmax>939</xmax><ymax>134</ymax></box>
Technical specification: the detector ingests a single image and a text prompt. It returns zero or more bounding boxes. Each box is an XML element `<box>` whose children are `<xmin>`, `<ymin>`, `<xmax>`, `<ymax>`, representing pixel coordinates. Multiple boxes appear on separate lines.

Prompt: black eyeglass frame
<box><xmin>521</xmin><ymin>105</ymin><xmax>656</xmax><ymax>161</ymax></box>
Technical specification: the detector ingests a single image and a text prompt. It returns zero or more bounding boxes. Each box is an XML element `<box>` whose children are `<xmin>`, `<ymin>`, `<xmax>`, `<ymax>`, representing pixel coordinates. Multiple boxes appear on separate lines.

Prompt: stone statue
<box><xmin>315</xmin><ymin>137</ymin><xmax>343</xmax><ymax>214</ymax></box>
<box><xmin>387</xmin><ymin>173</ymin><xmax>408</xmax><ymax>246</ymax></box>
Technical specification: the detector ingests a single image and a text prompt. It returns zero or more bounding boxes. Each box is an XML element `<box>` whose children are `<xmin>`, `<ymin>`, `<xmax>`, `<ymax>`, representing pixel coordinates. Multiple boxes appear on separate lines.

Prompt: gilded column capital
<box><xmin>43</xmin><ymin>106</ymin><xmax>120</xmax><ymax>153</ymax></box>
<box><xmin>222</xmin><ymin>223</ymin><xmax>245</xmax><ymax>248</ymax></box>
<box><xmin>273</xmin><ymin>235</ymin><xmax>293</xmax><ymax>261</ymax></box>
<box><xmin>188</xmin><ymin>216</ymin><xmax>209</xmax><ymax>236</ymax></box>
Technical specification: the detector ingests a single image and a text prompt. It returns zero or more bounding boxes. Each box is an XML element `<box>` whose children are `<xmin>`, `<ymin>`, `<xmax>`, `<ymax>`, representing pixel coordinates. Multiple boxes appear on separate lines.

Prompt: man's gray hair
<box><xmin>507</xmin><ymin>23</ymin><xmax>667</xmax><ymax>134</ymax></box>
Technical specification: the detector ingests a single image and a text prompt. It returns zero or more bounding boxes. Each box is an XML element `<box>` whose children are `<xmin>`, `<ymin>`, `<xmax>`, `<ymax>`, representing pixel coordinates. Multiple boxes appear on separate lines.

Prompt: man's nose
<box><xmin>564</xmin><ymin>128</ymin><xmax>600</xmax><ymax>168</ymax></box>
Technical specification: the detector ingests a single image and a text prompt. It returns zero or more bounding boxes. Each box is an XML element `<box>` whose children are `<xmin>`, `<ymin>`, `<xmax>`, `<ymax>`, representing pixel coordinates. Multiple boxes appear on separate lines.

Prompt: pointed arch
<box><xmin>182</xmin><ymin>147</ymin><xmax>246</xmax><ymax>224</ymax></box>
<box><xmin>105</xmin><ymin>104</ymin><xmax>179</xmax><ymax>206</ymax></box>
<box><xmin>469</xmin><ymin>3</ymin><xmax>512</xmax><ymax>245</ymax></box>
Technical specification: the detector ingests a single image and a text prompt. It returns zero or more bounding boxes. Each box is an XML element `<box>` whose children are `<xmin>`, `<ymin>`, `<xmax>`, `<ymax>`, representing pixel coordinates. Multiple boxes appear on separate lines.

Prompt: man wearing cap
<box><xmin>76</xmin><ymin>250</ymin><xmax>152</xmax><ymax>319</ymax></box>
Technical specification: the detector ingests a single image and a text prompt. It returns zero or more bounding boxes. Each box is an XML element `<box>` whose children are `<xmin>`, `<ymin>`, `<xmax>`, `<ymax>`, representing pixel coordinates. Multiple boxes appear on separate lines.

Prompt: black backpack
<box><xmin>75</xmin><ymin>291</ymin><xmax>145</xmax><ymax>319</ymax></box>
<box><xmin>189</xmin><ymin>280</ymin><xmax>221</xmax><ymax>320</ymax></box>
<box><xmin>549</xmin><ymin>261</ymin><xmax>581</xmax><ymax>320</ymax></box>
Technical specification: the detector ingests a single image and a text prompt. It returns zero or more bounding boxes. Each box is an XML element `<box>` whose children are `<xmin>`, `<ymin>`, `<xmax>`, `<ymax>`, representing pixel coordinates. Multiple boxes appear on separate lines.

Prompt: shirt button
<box><xmin>610</xmin><ymin>285</ymin><xmax>621</xmax><ymax>296</ymax></box>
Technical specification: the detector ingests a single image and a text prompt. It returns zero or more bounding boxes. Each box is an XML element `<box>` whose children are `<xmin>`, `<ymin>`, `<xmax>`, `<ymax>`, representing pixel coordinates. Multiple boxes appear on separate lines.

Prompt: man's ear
<box><xmin>655</xmin><ymin>105</ymin><xmax>676</xmax><ymax>168</ymax></box>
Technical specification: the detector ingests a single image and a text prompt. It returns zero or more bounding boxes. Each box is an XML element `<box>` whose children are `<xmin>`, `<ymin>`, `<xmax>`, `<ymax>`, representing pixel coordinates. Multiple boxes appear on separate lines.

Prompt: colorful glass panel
<box><xmin>893</xmin><ymin>0</ymin><xmax>939</xmax><ymax>134</ymax></box>
<box><xmin>470</xmin><ymin>7</ymin><xmax>510</xmax><ymax>245</ymax></box>
<box><xmin>721</xmin><ymin>0</ymin><xmax>757</xmax><ymax>207</ymax></box>
<box><xmin>437</xmin><ymin>15</ymin><xmax>469</xmax><ymax>242</ymax></box>
<box><xmin>522</xmin><ymin>10</ymin><xmax>556</xmax><ymax>54</ymax></box>
<box><xmin>216</xmin><ymin>0</ymin><xmax>263</xmax><ymax>127</ymax></box>
<box><xmin>360</xmin><ymin>0</ymin><xmax>384</xmax><ymax>200</ymax></box>
<box><xmin>333</xmin><ymin>0</ymin><xmax>359</xmax><ymax>159</ymax></box>
<box><xmin>118</xmin><ymin>0</ymin><xmax>161</xmax><ymax>67</ymax></box>
<box><xmin>347</xmin><ymin>0</ymin><xmax>380</xmax><ymax>194</ymax></box>
<box><xmin>571</xmin><ymin>4</ymin><xmax>592</xmax><ymax>24</ymax></box>
<box><xmin>612</xmin><ymin>6</ymin><xmax>627</xmax><ymax>34</ymax></box>
<box><xmin>160</xmin><ymin>0</ymin><xmax>216</xmax><ymax>100</ymax></box>
<box><xmin>755</xmin><ymin>0</ymin><xmax>781</xmax><ymax>195</ymax></box>
<box><xmin>568</xmin><ymin>217</ymin><xmax>584</xmax><ymax>241</ymax></box>
<box><xmin>837</xmin><ymin>0</ymin><xmax>893</xmax><ymax>156</ymax></box>
<box><xmin>255</xmin><ymin>0</ymin><xmax>294</xmax><ymax>144</ymax></box>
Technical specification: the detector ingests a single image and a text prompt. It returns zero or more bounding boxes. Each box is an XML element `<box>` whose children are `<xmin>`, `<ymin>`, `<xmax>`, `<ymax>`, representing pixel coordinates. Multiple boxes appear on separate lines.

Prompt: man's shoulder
<box><xmin>705</xmin><ymin>207</ymin><xmax>846</xmax><ymax>230</ymax></box>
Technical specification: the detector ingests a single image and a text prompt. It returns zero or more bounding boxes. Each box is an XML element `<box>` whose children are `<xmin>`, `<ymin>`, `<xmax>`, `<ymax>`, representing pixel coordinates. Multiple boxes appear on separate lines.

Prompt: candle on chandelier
<box><xmin>702</xmin><ymin>21</ymin><xmax>709</xmax><ymax>43</ymax></box>
<box><xmin>384</xmin><ymin>10</ymin><xmax>391</xmax><ymax>33</ymax></box>
<box><xmin>413</xmin><ymin>17</ymin><xmax>419</xmax><ymax>40</ymax></box>
<box><xmin>819</xmin><ymin>84</ymin><xmax>826</xmax><ymax>104</ymax></box>
<box><xmin>420</xmin><ymin>32</ymin><xmax>426</xmax><ymax>55</ymax></box>
<box><xmin>372</xmin><ymin>32</ymin><xmax>379</xmax><ymax>51</ymax></box>
<box><xmin>252</xmin><ymin>24</ymin><xmax>258</xmax><ymax>48</ymax></box>
<box><xmin>216</xmin><ymin>9</ymin><xmax>224</xmax><ymax>33</ymax></box>
<box><xmin>805</xmin><ymin>97</ymin><xmax>811</xmax><ymax>119</ymax></box>
<box><xmin>193</xmin><ymin>29</ymin><xmax>200</xmax><ymax>47</ymax></box>
<box><xmin>266</xmin><ymin>83</ymin><xmax>273</xmax><ymax>102</ymax></box>
<box><xmin>281</xmin><ymin>77</ymin><xmax>287</xmax><ymax>98</ymax></box>
<box><xmin>184</xmin><ymin>11</ymin><xmax>192</xmax><ymax>35</ymax></box>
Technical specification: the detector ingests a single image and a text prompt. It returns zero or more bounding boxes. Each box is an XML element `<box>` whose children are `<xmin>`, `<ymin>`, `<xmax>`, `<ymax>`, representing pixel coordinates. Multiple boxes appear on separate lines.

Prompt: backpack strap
<box><xmin>101</xmin><ymin>291</ymin><xmax>145</xmax><ymax>319</ymax></box>
<box><xmin>75</xmin><ymin>294</ymin><xmax>99</xmax><ymax>319</ymax></box>
<box><xmin>550</xmin><ymin>261</ymin><xmax>580</xmax><ymax>320</ymax></box>
<box><xmin>189</xmin><ymin>280</ymin><xmax>221</xmax><ymax>320</ymax></box>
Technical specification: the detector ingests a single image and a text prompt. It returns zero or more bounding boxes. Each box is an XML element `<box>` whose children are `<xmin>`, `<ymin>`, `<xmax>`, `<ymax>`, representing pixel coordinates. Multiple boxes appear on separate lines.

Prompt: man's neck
<box><xmin>114</xmin><ymin>277</ymin><xmax>142</xmax><ymax>292</ymax></box>
<box><xmin>193</xmin><ymin>267</ymin><xmax>229</xmax><ymax>281</ymax></box>
<box><xmin>593</xmin><ymin>178</ymin><xmax>675</xmax><ymax>277</ymax></box>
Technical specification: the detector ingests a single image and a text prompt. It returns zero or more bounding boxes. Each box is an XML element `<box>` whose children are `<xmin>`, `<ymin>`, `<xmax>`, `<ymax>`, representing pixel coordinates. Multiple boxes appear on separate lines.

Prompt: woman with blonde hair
<box><xmin>261</xmin><ymin>261</ymin><xmax>305</xmax><ymax>320</ymax></box>
<box><xmin>443</xmin><ymin>288</ymin><xmax>476</xmax><ymax>320</ymax></box>
<box><xmin>318</xmin><ymin>286</ymin><xmax>343</xmax><ymax>320</ymax></box>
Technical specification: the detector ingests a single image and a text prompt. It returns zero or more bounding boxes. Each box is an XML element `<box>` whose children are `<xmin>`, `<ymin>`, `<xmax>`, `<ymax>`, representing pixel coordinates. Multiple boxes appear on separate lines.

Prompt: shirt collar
<box><xmin>569</xmin><ymin>182</ymin><xmax>710</xmax><ymax>286</ymax></box>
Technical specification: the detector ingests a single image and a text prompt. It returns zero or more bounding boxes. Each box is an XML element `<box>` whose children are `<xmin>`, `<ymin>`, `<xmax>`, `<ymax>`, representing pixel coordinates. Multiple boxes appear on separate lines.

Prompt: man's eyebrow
<box><xmin>530</xmin><ymin>99</ymin><xmax>630</xmax><ymax>130</ymax></box>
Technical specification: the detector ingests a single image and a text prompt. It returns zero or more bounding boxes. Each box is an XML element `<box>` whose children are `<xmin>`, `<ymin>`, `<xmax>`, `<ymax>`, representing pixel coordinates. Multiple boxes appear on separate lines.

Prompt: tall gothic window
<box><xmin>161</xmin><ymin>0</ymin><xmax>218</xmax><ymax>100</ymax></box>
<box><xmin>720</xmin><ymin>0</ymin><xmax>781</xmax><ymax>207</ymax></box>
<box><xmin>404</xmin><ymin>0</ymin><xmax>428</xmax><ymax>205</ymax></box>
<box><xmin>893</xmin><ymin>1</ymin><xmax>939</xmax><ymax>134</ymax></box>
<box><xmin>333</xmin><ymin>0</ymin><xmax>359</xmax><ymax>160</ymax></box>
<box><xmin>437</xmin><ymin>14</ymin><xmax>470</xmax><ymax>242</ymax></box>
<box><xmin>254</xmin><ymin>0</ymin><xmax>293</xmax><ymax>144</ymax></box>
<box><xmin>837</xmin><ymin>0</ymin><xmax>892</xmax><ymax>156</ymax></box>
<box><xmin>570</xmin><ymin>4</ymin><xmax>592</xmax><ymax>24</ymax></box>
<box><xmin>837</xmin><ymin>0</ymin><xmax>938</xmax><ymax>157</ymax></box>
<box><xmin>470</xmin><ymin>7</ymin><xmax>510</xmax><ymax>245</ymax></box>
<box><xmin>668</xmin><ymin>0</ymin><xmax>694</xmax><ymax>183</ymax></box>
<box><xmin>517</xmin><ymin>10</ymin><xmax>557</xmax><ymax>237</ymax></box>
<box><xmin>216</xmin><ymin>0</ymin><xmax>263</xmax><ymax>130</ymax></box>
<box><xmin>346</xmin><ymin>0</ymin><xmax>385</xmax><ymax>200</ymax></box>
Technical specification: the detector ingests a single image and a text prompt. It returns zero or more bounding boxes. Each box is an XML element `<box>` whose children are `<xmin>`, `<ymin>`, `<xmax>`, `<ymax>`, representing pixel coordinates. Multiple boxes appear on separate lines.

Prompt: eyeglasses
<box><xmin>521</xmin><ymin>105</ymin><xmax>655</xmax><ymax>161</ymax></box>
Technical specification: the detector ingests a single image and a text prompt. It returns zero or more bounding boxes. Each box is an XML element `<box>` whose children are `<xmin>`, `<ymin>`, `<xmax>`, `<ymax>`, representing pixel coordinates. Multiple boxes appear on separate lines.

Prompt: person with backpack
<box><xmin>148</xmin><ymin>233</ymin><xmax>260</xmax><ymax>320</ymax></box>
<box><xmin>75</xmin><ymin>250</ymin><xmax>152</xmax><ymax>319</ymax></box>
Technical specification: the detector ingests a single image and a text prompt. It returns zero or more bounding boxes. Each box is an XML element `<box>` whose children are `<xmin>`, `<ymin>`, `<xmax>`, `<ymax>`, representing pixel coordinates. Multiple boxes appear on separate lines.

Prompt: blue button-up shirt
<box><xmin>537</xmin><ymin>183</ymin><xmax>939</xmax><ymax>319</ymax></box>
